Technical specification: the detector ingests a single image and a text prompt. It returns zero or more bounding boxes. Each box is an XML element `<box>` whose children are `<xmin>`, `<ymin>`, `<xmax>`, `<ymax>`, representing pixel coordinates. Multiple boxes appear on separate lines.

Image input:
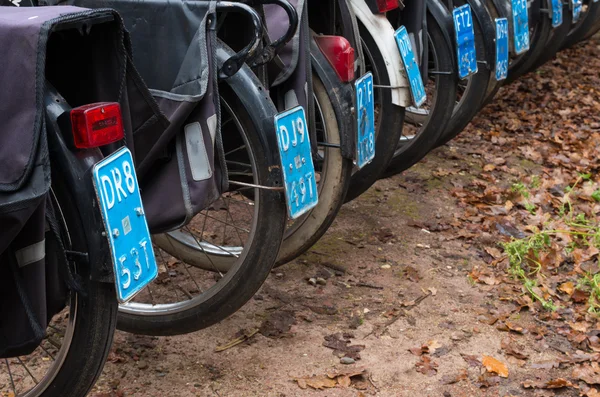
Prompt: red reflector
<box><xmin>314</xmin><ymin>35</ymin><xmax>355</xmax><ymax>82</ymax></box>
<box><xmin>70</xmin><ymin>103</ymin><xmax>124</xmax><ymax>149</ymax></box>
<box><xmin>376</xmin><ymin>0</ymin><xmax>399</xmax><ymax>12</ymax></box>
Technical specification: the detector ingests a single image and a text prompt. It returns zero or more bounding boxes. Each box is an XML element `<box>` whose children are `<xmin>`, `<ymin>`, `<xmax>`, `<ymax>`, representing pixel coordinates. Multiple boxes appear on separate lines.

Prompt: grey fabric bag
<box><xmin>0</xmin><ymin>5</ymin><xmax>128</xmax><ymax>358</ymax></box>
<box><xmin>43</xmin><ymin>0</ymin><xmax>226</xmax><ymax>233</ymax></box>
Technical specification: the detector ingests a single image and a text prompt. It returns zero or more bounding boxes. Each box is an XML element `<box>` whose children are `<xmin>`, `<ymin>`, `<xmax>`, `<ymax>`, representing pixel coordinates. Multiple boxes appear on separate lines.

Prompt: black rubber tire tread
<box><xmin>116</xmin><ymin>76</ymin><xmax>287</xmax><ymax>336</ymax></box>
<box><xmin>528</xmin><ymin>5</ymin><xmax>573</xmax><ymax>70</ymax></box>
<box><xmin>505</xmin><ymin>0</ymin><xmax>553</xmax><ymax>84</ymax></box>
<box><xmin>383</xmin><ymin>12</ymin><xmax>457</xmax><ymax>178</ymax></box>
<box><xmin>343</xmin><ymin>21</ymin><xmax>406</xmax><ymax>202</ymax></box>
<box><xmin>275</xmin><ymin>72</ymin><xmax>353</xmax><ymax>266</ymax></box>
<box><xmin>40</xmin><ymin>185</ymin><xmax>118</xmax><ymax>397</ymax></box>
<box><xmin>561</xmin><ymin>1</ymin><xmax>600</xmax><ymax>48</ymax></box>
<box><xmin>435</xmin><ymin>0</ymin><xmax>494</xmax><ymax>146</ymax></box>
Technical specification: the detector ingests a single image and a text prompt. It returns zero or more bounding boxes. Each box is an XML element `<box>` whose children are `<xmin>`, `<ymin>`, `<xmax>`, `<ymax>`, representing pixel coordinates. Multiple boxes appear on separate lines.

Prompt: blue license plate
<box><xmin>452</xmin><ymin>4</ymin><xmax>478</xmax><ymax>79</ymax></box>
<box><xmin>274</xmin><ymin>106</ymin><xmax>318</xmax><ymax>219</ymax></box>
<box><xmin>355</xmin><ymin>72</ymin><xmax>375</xmax><ymax>169</ymax></box>
<box><xmin>495</xmin><ymin>18</ymin><xmax>509</xmax><ymax>81</ymax></box>
<box><xmin>92</xmin><ymin>147</ymin><xmax>158</xmax><ymax>303</ymax></box>
<box><xmin>551</xmin><ymin>0</ymin><xmax>563</xmax><ymax>27</ymax></box>
<box><xmin>394</xmin><ymin>26</ymin><xmax>427</xmax><ymax>107</ymax></box>
<box><xmin>511</xmin><ymin>0</ymin><xmax>530</xmax><ymax>54</ymax></box>
<box><xmin>572</xmin><ymin>0</ymin><xmax>583</xmax><ymax>22</ymax></box>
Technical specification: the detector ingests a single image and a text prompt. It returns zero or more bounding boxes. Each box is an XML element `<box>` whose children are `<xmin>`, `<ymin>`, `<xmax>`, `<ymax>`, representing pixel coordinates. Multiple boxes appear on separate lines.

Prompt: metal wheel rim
<box><xmin>3</xmin><ymin>189</ymin><xmax>78</xmax><ymax>397</ymax></box>
<box><xmin>119</xmin><ymin>96</ymin><xmax>259</xmax><ymax>315</ymax></box>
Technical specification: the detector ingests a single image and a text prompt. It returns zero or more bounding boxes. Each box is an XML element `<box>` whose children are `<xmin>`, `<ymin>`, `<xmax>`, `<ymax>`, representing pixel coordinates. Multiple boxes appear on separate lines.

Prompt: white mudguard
<box><xmin>348</xmin><ymin>0</ymin><xmax>412</xmax><ymax>107</ymax></box>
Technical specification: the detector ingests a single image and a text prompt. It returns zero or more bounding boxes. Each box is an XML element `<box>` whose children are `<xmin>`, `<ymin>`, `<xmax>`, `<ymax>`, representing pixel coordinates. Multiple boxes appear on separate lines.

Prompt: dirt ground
<box><xmin>91</xmin><ymin>34</ymin><xmax>600</xmax><ymax>397</ymax></box>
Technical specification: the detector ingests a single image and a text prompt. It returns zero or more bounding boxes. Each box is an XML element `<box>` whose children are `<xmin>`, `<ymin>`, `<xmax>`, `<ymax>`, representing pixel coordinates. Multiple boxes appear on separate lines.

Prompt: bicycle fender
<box><xmin>466</xmin><ymin>0</ymin><xmax>498</xmax><ymax>69</ymax></box>
<box><xmin>45</xmin><ymin>89</ymin><xmax>115</xmax><ymax>284</ymax></box>
<box><xmin>310</xmin><ymin>37</ymin><xmax>356</xmax><ymax>161</ymax></box>
<box><xmin>428</xmin><ymin>0</ymin><xmax>458</xmax><ymax>72</ymax></box>
<box><xmin>216</xmin><ymin>45</ymin><xmax>284</xmax><ymax>188</ymax></box>
<box><xmin>348</xmin><ymin>0</ymin><xmax>412</xmax><ymax>107</ymax></box>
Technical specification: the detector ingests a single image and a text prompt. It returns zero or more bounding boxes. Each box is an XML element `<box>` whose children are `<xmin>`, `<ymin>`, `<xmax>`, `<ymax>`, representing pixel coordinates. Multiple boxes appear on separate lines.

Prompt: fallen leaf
<box><xmin>572</xmin><ymin>289</ymin><xmax>590</xmax><ymax>303</ymax></box>
<box><xmin>427</xmin><ymin>287</ymin><xmax>438</xmax><ymax>296</ymax></box>
<box><xmin>569</xmin><ymin>322</ymin><xmax>589</xmax><ymax>333</ymax></box>
<box><xmin>558</xmin><ymin>281</ymin><xmax>575</xmax><ymax>295</ymax></box>
<box><xmin>415</xmin><ymin>356</ymin><xmax>438</xmax><ymax>376</ymax></box>
<box><xmin>426</xmin><ymin>340</ymin><xmax>442</xmax><ymax>354</ymax></box>
<box><xmin>522</xmin><ymin>378</ymin><xmax>574</xmax><ymax>389</ymax></box>
<box><xmin>573</xmin><ymin>364</ymin><xmax>600</xmax><ymax>385</ymax></box>
<box><xmin>496</xmin><ymin>321</ymin><xmax>524</xmax><ymax>334</ymax></box>
<box><xmin>483</xmin><ymin>164</ymin><xmax>496</xmax><ymax>172</ymax></box>
<box><xmin>338</xmin><ymin>375</ymin><xmax>351</xmax><ymax>387</ymax></box>
<box><xmin>501</xmin><ymin>337</ymin><xmax>529</xmax><ymax>360</ymax></box>
<box><xmin>323</xmin><ymin>333</ymin><xmax>365</xmax><ymax>360</ymax></box>
<box><xmin>583</xmin><ymin>388</ymin><xmax>600</xmax><ymax>397</ymax></box>
<box><xmin>482</xmin><ymin>355</ymin><xmax>509</xmax><ymax>378</ymax></box>
<box><xmin>484</xmin><ymin>246</ymin><xmax>503</xmax><ymax>259</ymax></box>
<box><xmin>440</xmin><ymin>369</ymin><xmax>468</xmax><ymax>385</ymax></box>
<box><xmin>295</xmin><ymin>375</ymin><xmax>337</xmax><ymax>390</ymax></box>
<box><xmin>461</xmin><ymin>353</ymin><xmax>481</xmax><ymax>367</ymax></box>
<box><xmin>259</xmin><ymin>310</ymin><xmax>296</xmax><ymax>338</ymax></box>
<box><xmin>529</xmin><ymin>360</ymin><xmax>564</xmax><ymax>369</ymax></box>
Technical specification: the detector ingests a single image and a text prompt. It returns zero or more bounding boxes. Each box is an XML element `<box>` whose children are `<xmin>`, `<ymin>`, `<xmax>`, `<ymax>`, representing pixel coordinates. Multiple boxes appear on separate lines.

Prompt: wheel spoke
<box><xmin>5</xmin><ymin>358</ymin><xmax>17</xmax><ymax>395</ymax></box>
<box><xmin>17</xmin><ymin>356</ymin><xmax>38</xmax><ymax>385</ymax></box>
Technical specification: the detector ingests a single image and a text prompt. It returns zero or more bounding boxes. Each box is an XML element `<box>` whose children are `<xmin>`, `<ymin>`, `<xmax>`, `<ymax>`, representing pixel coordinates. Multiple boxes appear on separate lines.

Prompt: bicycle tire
<box><xmin>275</xmin><ymin>72</ymin><xmax>353</xmax><ymax>266</ymax></box>
<box><xmin>117</xmin><ymin>44</ymin><xmax>287</xmax><ymax>336</ymax></box>
<box><xmin>435</xmin><ymin>0</ymin><xmax>494</xmax><ymax>146</ymax></box>
<box><xmin>383</xmin><ymin>11</ymin><xmax>457</xmax><ymax>177</ymax></box>
<box><xmin>344</xmin><ymin>20</ymin><xmax>406</xmax><ymax>200</ymax></box>
<box><xmin>528</xmin><ymin>2</ymin><xmax>573</xmax><ymax>70</ymax></box>
<box><xmin>6</xmin><ymin>185</ymin><xmax>118</xmax><ymax>397</ymax></box>
<box><xmin>505</xmin><ymin>0</ymin><xmax>553</xmax><ymax>83</ymax></box>
<box><xmin>561</xmin><ymin>0</ymin><xmax>600</xmax><ymax>48</ymax></box>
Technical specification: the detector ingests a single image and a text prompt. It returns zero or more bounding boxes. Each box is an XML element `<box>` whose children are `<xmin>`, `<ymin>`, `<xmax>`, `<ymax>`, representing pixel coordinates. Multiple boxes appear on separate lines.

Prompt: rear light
<box><xmin>366</xmin><ymin>0</ymin><xmax>400</xmax><ymax>13</ymax></box>
<box><xmin>70</xmin><ymin>102</ymin><xmax>124</xmax><ymax>149</ymax></box>
<box><xmin>314</xmin><ymin>35</ymin><xmax>355</xmax><ymax>82</ymax></box>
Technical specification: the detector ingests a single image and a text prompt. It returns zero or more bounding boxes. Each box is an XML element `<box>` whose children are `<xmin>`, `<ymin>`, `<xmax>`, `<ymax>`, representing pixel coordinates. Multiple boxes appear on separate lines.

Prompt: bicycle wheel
<box><xmin>275</xmin><ymin>72</ymin><xmax>353</xmax><ymax>266</ymax></box>
<box><xmin>116</xmin><ymin>44</ymin><xmax>287</xmax><ymax>336</ymax></box>
<box><xmin>528</xmin><ymin>2</ymin><xmax>573</xmax><ymax>70</ymax></box>
<box><xmin>505</xmin><ymin>0</ymin><xmax>553</xmax><ymax>83</ymax></box>
<box><xmin>343</xmin><ymin>20</ymin><xmax>406</xmax><ymax>201</ymax></box>
<box><xmin>0</xmin><ymin>187</ymin><xmax>118</xmax><ymax>397</ymax></box>
<box><xmin>383</xmin><ymin>10</ymin><xmax>457</xmax><ymax>177</ymax></box>
<box><xmin>435</xmin><ymin>0</ymin><xmax>495</xmax><ymax>146</ymax></box>
<box><xmin>561</xmin><ymin>0</ymin><xmax>600</xmax><ymax>48</ymax></box>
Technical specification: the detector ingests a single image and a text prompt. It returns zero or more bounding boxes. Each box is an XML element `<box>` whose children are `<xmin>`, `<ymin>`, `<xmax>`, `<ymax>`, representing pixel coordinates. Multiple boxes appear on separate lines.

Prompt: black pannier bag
<box><xmin>43</xmin><ymin>0</ymin><xmax>227</xmax><ymax>234</ymax></box>
<box><xmin>0</xmin><ymin>6</ymin><xmax>141</xmax><ymax>358</ymax></box>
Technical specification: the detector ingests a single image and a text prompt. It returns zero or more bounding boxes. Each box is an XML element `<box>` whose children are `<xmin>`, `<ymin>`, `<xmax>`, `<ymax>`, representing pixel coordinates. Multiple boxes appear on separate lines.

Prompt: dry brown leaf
<box><xmin>427</xmin><ymin>340</ymin><xmax>442</xmax><ymax>354</ymax></box>
<box><xmin>522</xmin><ymin>378</ymin><xmax>574</xmax><ymax>389</ymax></box>
<box><xmin>440</xmin><ymin>369</ymin><xmax>468</xmax><ymax>385</ymax></box>
<box><xmin>496</xmin><ymin>321</ymin><xmax>524</xmax><ymax>334</ymax></box>
<box><xmin>484</xmin><ymin>246</ymin><xmax>503</xmax><ymax>259</ymax></box>
<box><xmin>501</xmin><ymin>337</ymin><xmax>528</xmax><ymax>360</ymax></box>
<box><xmin>338</xmin><ymin>375</ymin><xmax>351</xmax><ymax>388</ymax></box>
<box><xmin>569</xmin><ymin>322</ymin><xmax>589</xmax><ymax>333</ymax></box>
<box><xmin>573</xmin><ymin>363</ymin><xmax>600</xmax><ymax>385</ymax></box>
<box><xmin>583</xmin><ymin>388</ymin><xmax>600</xmax><ymax>397</ymax></box>
<box><xmin>483</xmin><ymin>164</ymin><xmax>496</xmax><ymax>172</ymax></box>
<box><xmin>415</xmin><ymin>356</ymin><xmax>438</xmax><ymax>376</ymax></box>
<box><xmin>295</xmin><ymin>375</ymin><xmax>337</xmax><ymax>390</ymax></box>
<box><xmin>326</xmin><ymin>368</ymin><xmax>366</xmax><ymax>379</ymax></box>
<box><xmin>530</xmin><ymin>360</ymin><xmax>563</xmax><ymax>369</ymax></box>
<box><xmin>461</xmin><ymin>353</ymin><xmax>481</xmax><ymax>367</ymax></box>
<box><xmin>482</xmin><ymin>355</ymin><xmax>509</xmax><ymax>378</ymax></box>
<box><xmin>558</xmin><ymin>281</ymin><xmax>575</xmax><ymax>295</ymax></box>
